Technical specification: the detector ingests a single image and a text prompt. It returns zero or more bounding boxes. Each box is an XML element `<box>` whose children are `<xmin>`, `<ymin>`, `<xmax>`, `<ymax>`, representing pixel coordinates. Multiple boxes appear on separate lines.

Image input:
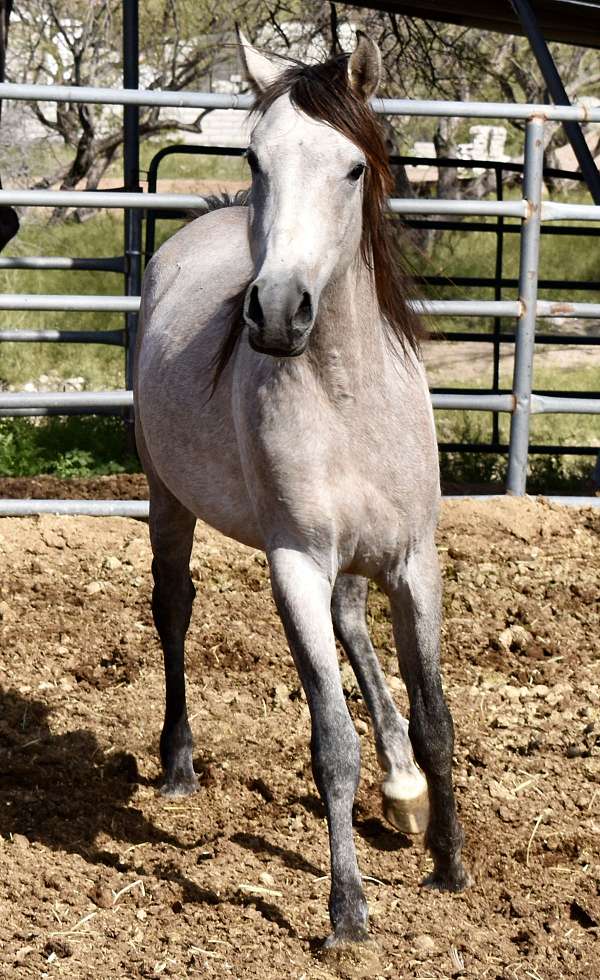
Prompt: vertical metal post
<box><xmin>506</xmin><ymin>116</ymin><xmax>545</xmax><ymax>495</ymax></box>
<box><xmin>510</xmin><ymin>0</ymin><xmax>600</xmax><ymax>205</ymax></box>
<box><xmin>123</xmin><ymin>0</ymin><xmax>141</xmax><ymax>401</ymax></box>
<box><xmin>492</xmin><ymin>165</ymin><xmax>504</xmax><ymax>447</ymax></box>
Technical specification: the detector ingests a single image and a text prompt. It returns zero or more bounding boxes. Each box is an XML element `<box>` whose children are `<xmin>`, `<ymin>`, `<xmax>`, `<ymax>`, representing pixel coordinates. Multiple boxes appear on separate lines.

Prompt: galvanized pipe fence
<box><xmin>0</xmin><ymin>82</ymin><xmax>598</xmax><ymax>515</ymax></box>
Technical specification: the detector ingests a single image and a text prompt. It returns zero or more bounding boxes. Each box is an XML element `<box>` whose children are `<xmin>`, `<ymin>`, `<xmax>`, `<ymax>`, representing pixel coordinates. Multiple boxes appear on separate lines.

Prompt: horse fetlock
<box><xmin>423</xmin><ymin>822</ymin><xmax>469</xmax><ymax>890</ymax></box>
<box><xmin>381</xmin><ymin>766</ymin><xmax>429</xmax><ymax>835</ymax></box>
<box><xmin>159</xmin><ymin>720</ymin><xmax>196</xmax><ymax>796</ymax></box>
<box><xmin>159</xmin><ymin>742</ymin><xmax>198</xmax><ymax>797</ymax></box>
<box><xmin>160</xmin><ymin>769</ymin><xmax>198</xmax><ymax>798</ymax></box>
<box><xmin>422</xmin><ymin>859</ymin><xmax>472</xmax><ymax>893</ymax></box>
<box><xmin>328</xmin><ymin>881</ymin><xmax>369</xmax><ymax>946</ymax></box>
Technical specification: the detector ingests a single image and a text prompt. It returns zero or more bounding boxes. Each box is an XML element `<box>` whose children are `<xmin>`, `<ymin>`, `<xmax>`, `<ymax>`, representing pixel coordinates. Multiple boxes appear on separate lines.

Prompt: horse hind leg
<box><xmin>331</xmin><ymin>574</ymin><xmax>428</xmax><ymax>835</ymax></box>
<box><xmin>148</xmin><ymin>481</ymin><xmax>198</xmax><ymax>797</ymax></box>
<box><xmin>385</xmin><ymin>541</ymin><xmax>470</xmax><ymax>891</ymax></box>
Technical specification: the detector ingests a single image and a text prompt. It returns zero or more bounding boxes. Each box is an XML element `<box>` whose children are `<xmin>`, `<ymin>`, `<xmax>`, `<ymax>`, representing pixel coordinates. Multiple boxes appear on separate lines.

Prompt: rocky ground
<box><xmin>0</xmin><ymin>495</ymin><xmax>598</xmax><ymax>979</ymax></box>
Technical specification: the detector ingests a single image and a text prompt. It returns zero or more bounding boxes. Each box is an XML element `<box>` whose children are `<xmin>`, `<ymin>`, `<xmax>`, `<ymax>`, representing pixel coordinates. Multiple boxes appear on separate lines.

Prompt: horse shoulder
<box><xmin>140</xmin><ymin>206</ymin><xmax>252</xmax><ymax>346</ymax></box>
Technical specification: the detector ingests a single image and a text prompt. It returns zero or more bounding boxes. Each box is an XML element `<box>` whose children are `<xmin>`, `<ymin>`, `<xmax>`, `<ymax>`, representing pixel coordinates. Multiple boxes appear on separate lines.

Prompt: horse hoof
<box><xmin>381</xmin><ymin>769</ymin><xmax>429</xmax><ymax>835</ymax></box>
<box><xmin>159</xmin><ymin>773</ymin><xmax>198</xmax><ymax>798</ymax></box>
<box><xmin>323</xmin><ymin>926</ymin><xmax>370</xmax><ymax>949</ymax></box>
<box><xmin>321</xmin><ymin>934</ymin><xmax>381</xmax><ymax>974</ymax></box>
<box><xmin>421</xmin><ymin>866</ymin><xmax>472</xmax><ymax>893</ymax></box>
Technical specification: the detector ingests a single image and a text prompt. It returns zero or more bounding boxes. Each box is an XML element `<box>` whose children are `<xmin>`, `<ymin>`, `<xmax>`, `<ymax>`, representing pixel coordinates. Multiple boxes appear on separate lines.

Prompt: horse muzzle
<box><xmin>243</xmin><ymin>277</ymin><xmax>315</xmax><ymax>357</ymax></box>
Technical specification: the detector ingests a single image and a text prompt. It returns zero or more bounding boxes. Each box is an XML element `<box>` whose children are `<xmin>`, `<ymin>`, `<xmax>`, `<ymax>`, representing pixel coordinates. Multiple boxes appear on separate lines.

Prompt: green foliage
<box><xmin>0</xmin><ymin>417</ymin><xmax>140</xmax><ymax>477</ymax></box>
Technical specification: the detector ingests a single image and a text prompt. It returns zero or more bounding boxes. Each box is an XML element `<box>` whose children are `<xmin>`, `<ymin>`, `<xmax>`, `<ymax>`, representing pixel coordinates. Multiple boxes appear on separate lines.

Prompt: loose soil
<box><xmin>0</xmin><ymin>496</ymin><xmax>599</xmax><ymax>979</ymax></box>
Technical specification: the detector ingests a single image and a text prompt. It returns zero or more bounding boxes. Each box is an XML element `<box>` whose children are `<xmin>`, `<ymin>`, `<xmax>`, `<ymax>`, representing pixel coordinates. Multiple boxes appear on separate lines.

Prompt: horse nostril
<box><xmin>293</xmin><ymin>291</ymin><xmax>313</xmax><ymax>328</ymax></box>
<box><xmin>247</xmin><ymin>284</ymin><xmax>264</xmax><ymax>329</ymax></box>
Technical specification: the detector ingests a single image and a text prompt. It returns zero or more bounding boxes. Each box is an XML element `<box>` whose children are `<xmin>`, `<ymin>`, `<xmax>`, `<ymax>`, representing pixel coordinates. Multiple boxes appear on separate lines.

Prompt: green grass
<box><xmin>0</xmin><ymin>213</ymin><xmax>126</xmax><ymax>389</ymax></box>
<box><xmin>138</xmin><ymin>142</ymin><xmax>247</xmax><ymax>183</ymax></box>
<box><xmin>434</xmin><ymin>364</ymin><xmax>599</xmax><ymax>445</ymax></box>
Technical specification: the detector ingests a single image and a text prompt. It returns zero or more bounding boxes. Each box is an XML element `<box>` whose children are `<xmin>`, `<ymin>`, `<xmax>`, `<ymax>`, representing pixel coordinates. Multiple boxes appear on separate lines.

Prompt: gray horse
<box><xmin>134</xmin><ymin>32</ymin><xmax>469</xmax><ymax>947</ymax></box>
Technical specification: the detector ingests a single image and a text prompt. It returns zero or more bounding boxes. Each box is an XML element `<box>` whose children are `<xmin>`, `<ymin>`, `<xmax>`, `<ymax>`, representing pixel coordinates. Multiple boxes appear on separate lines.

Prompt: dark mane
<box><xmin>211</xmin><ymin>52</ymin><xmax>422</xmax><ymax>392</ymax></box>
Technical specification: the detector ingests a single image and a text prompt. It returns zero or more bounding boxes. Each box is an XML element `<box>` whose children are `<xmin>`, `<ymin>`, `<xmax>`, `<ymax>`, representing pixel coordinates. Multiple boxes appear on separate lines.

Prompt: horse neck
<box><xmin>304</xmin><ymin>257</ymin><xmax>388</xmax><ymax>395</ymax></box>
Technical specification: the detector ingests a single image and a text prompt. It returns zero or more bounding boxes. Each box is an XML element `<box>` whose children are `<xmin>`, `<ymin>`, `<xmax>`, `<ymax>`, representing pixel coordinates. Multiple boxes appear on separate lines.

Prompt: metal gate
<box><xmin>0</xmin><ymin>80</ymin><xmax>598</xmax><ymax>515</ymax></box>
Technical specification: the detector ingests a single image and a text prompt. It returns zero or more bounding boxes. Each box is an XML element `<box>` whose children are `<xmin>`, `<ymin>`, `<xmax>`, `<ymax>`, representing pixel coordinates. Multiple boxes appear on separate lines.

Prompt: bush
<box><xmin>0</xmin><ymin>416</ymin><xmax>140</xmax><ymax>477</ymax></box>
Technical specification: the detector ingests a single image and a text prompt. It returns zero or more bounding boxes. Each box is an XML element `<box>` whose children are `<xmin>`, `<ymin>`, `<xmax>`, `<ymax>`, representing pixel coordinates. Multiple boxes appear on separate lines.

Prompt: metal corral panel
<box><xmin>345</xmin><ymin>0</ymin><xmax>600</xmax><ymax>48</ymax></box>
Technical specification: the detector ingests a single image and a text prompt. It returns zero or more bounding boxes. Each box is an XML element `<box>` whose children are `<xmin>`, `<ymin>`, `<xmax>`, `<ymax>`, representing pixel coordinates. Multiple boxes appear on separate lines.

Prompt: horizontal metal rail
<box><xmin>0</xmin><ymin>256</ymin><xmax>123</xmax><ymax>271</ymax></box>
<box><xmin>395</xmin><ymin>199</ymin><xmax>600</xmax><ymax>222</ymax></box>
<box><xmin>530</xmin><ymin>394</ymin><xmax>600</xmax><ymax>414</ymax></box>
<box><xmin>0</xmin><ymin>494</ymin><xmax>597</xmax><ymax>518</ymax></box>
<box><xmin>0</xmin><ymin>190</ymin><xmax>527</xmax><ymax>216</ymax></box>
<box><xmin>0</xmin><ymin>294</ymin><xmax>138</xmax><ymax>311</ymax></box>
<box><xmin>1</xmin><ymin>388</ymin><xmax>595</xmax><ymax>416</ymax></box>
<box><xmin>0</xmin><ymin>329</ymin><xmax>124</xmax><ymax>344</ymax></box>
<box><xmin>0</xmin><ymin>82</ymin><xmax>254</xmax><ymax>111</ymax></box>
<box><xmin>536</xmin><ymin>301</ymin><xmax>600</xmax><ymax>317</ymax></box>
<box><xmin>375</xmin><ymin>100</ymin><xmax>600</xmax><ymax>123</ymax></box>
<box><xmin>390</xmin><ymin>199</ymin><xmax>527</xmax><ymax>218</ymax></box>
<box><xmin>420</xmin><ymin>300</ymin><xmax>600</xmax><ymax>318</ymax></box>
<box><xmin>0</xmin><ymin>391</ymin><xmax>133</xmax><ymax>409</ymax></box>
<box><xmin>2</xmin><ymin>294</ymin><xmax>598</xmax><ymax>318</ymax></box>
<box><xmin>1</xmin><ymin>81</ymin><xmax>599</xmax><ymax>122</ymax></box>
<box><xmin>5</xmin><ymin>190</ymin><xmax>599</xmax><ymax>226</ymax></box>
<box><xmin>0</xmin><ymin>189</ymin><xmax>210</xmax><ymax>211</ymax></box>
<box><xmin>431</xmin><ymin>393</ymin><xmax>514</xmax><ymax>411</ymax></box>
<box><xmin>0</xmin><ymin>498</ymin><xmax>150</xmax><ymax>517</ymax></box>
<box><xmin>416</xmin><ymin>300</ymin><xmax>520</xmax><ymax>317</ymax></box>
<box><xmin>542</xmin><ymin>201</ymin><xmax>600</xmax><ymax>222</ymax></box>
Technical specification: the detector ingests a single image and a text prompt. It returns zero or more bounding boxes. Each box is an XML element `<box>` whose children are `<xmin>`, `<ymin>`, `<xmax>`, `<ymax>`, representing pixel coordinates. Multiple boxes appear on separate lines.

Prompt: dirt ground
<box><xmin>0</xmin><ymin>494</ymin><xmax>599</xmax><ymax>979</ymax></box>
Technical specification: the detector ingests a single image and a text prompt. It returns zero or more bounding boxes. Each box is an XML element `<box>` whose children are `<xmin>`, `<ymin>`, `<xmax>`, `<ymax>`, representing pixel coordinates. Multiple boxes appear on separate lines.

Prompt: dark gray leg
<box><xmin>331</xmin><ymin>575</ymin><xmax>429</xmax><ymax>834</ymax></box>
<box><xmin>270</xmin><ymin>549</ymin><xmax>368</xmax><ymax>946</ymax></box>
<box><xmin>385</xmin><ymin>541</ymin><xmax>469</xmax><ymax>891</ymax></box>
<box><xmin>149</xmin><ymin>488</ymin><xmax>198</xmax><ymax>797</ymax></box>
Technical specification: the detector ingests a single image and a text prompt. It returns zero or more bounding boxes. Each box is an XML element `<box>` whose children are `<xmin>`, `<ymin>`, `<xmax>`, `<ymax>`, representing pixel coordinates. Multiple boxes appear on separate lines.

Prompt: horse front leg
<box><xmin>331</xmin><ymin>574</ymin><xmax>429</xmax><ymax>835</ymax></box>
<box><xmin>384</xmin><ymin>540</ymin><xmax>470</xmax><ymax>891</ymax></box>
<box><xmin>149</xmin><ymin>489</ymin><xmax>198</xmax><ymax>797</ymax></box>
<box><xmin>270</xmin><ymin>549</ymin><xmax>368</xmax><ymax>946</ymax></box>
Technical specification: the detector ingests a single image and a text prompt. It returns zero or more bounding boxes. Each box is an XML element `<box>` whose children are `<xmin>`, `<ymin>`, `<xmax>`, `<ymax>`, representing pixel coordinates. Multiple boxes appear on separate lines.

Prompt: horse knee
<box><xmin>151</xmin><ymin>558</ymin><xmax>195</xmax><ymax>637</ymax></box>
<box><xmin>331</xmin><ymin>576</ymin><xmax>368</xmax><ymax>647</ymax></box>
<box><xmin>311</xmin><ymin>713</ymin><xmax>361</xmax><ymax>802</ymax></box>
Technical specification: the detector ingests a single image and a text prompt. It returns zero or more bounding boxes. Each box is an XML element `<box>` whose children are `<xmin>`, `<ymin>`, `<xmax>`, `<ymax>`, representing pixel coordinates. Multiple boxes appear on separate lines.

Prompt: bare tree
<box><xmin>9</xmin><ymin>0</ymin><xmax>239</xmax><ymax>202</ymax></box>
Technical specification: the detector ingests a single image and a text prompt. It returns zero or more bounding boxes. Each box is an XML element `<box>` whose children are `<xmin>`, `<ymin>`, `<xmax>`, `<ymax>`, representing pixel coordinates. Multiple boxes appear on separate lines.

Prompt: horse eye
<box><xmin>347</xmin><ymin>163</ymin><xmax>366</xmax><ymax>182</ymax></box>
<box><xmin>246</xmin><ymin>149</ymin><xmax>260</xmax><ymax>175</ymax></box>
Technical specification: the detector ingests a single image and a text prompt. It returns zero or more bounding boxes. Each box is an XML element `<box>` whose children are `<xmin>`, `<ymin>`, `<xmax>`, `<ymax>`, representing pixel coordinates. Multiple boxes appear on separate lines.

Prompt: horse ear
<box><xmin>347</xmin><ymin>31</ymin><xmax>381</xmax><ymax>101</ymax></box>
<box><xmin>237</xmin><ymin>27</ymin><xmax>287</xmax><ymax>93</ymax></box>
